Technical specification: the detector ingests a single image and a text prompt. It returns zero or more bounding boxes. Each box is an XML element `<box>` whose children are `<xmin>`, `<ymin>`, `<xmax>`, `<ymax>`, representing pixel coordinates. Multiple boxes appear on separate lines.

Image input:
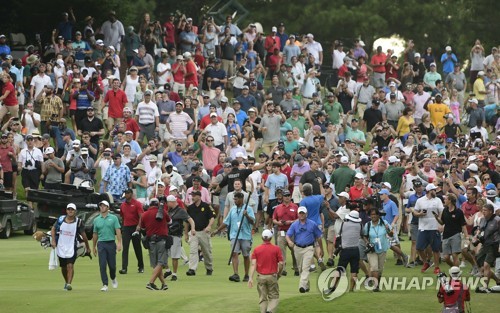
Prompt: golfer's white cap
<box><xmin>99</xmin><ymin>200</ymin><xmax>110</xmax><ymax>207</ymax></box>
<box><xmin>262</xmin><ymin>229</ymin><xmax>273</xmax><ymax>239</ymax></box>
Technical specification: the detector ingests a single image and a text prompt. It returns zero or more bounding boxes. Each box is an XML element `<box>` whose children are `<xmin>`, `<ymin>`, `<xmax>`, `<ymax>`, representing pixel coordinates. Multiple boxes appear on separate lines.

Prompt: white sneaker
<box><xmin>459</xmin><ymin>261</ymin><xmax>466</xmax><ymax>268</ymax></box>
<box><xmin>100</xmin><ymin>285</ymin><xmax>108</xmax><ymax>292</ymax></box>
<box><xmin>112</xmin><ymin>279</ymin><xmax>118</xmax><ymax>289</ymax></box>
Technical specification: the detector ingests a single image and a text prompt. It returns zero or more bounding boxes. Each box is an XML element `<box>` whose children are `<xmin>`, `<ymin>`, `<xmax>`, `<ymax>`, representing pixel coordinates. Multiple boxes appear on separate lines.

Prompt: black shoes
<box><xmin>229</xmin><ymin>274</ymin><xmax>240</xmax><ymax>282</ymax></box>
<box><xmin>138</xmin><ymin>268</ymin><xmax>144</xmax><ymax>273</ymax></box>
<box><xmin>206</xmin><ymin>269</ymin><xmax>213</xmax><ymax>276</ymax></box>
<box><xmin>171</xmin><ymin>275</ymin><xmax>178</xmax><ymax>281</ymax></box>
<box><xmin>163</xmin><ymin>270</ymin><xmax>172</xmax><ymax>279</ymax></box>
<box><xmin>281</xmin><ymin>270</ymin><xmax>287</xmax><ymax>276</ymax></box>
<box><xmin>327</xmin><ymin>258</ymin><xmax>335</xmax><ymax>267</ymax></box>
<box><xmin>243</xmin><ymin>275</ymin><xmax>249</xmax><ymax>282</ymax></box>
<box><xmin>119</xmin><ymin>269</ymin><xmax>127</xmax><ymax>274</ymax></box>
<box><xmin>294</xmin><ymin>270</ymin><xmax>300</xmax><ymax>276</ymax></box>
<box><xmin>186</xmin><ymin>269</ymin><xmax>196</xmax><ymax>276</ymax></box>
<box><xmin>146</xmin><ymin>283</ymin><xmax>159</xmax><ymax>290</ymax></box>
<box><xmin>299</xmin><ymin>287</ymin><xmax>310</xmax><ymax>293</ymax></box>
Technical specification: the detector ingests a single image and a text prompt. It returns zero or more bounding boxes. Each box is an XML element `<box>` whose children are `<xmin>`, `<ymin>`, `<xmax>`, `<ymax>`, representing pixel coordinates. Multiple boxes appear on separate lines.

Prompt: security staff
<box><xmin>119</xmin><ymin>189</ymin><xmax>144</xmax><ymax>274</ymax></box>
<box><xmin>248</xmin><ymin>229</ymin><xmax>284</xmax><ymax>313</ymax></box>
<box><xmin>286</xmin><ymin>206</ymin><xmax>323</xmax><ymax>293</ymax></box>
<box><xmin>140</xmin><ymin>198</ymin><xmax>171</xmax><ymax>291</ymax></box>
<box><xmin>186</xmin><ymin>190</ymin><xmax>216</xmax><ymax>276</ymax></box>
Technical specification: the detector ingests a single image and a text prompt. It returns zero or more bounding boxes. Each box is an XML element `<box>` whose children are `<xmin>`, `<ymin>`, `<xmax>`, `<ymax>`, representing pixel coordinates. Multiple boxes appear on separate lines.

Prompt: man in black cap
<box><xmin>363</xmin><ymin>100</ymin><xmax>384</xmax><ymax>144</ymax></box>
<box><xmin>119</xmin><ymin>189</ymin><xmax>145</xmax><ymax>274</ymax></box>
<box><xmin>77</xmin><ymin>106</ymin><xmax>104</xmax><ymax>147</ymax></box>
<box><xmin>218</xmin><ymin>159</ymin><xmax>254</xmax><ymax>193</ymax></box>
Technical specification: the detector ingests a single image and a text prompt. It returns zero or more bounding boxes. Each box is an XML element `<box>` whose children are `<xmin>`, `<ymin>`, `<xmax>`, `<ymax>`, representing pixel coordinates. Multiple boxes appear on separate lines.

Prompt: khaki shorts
<box><xmin>326</xmin><ymin>225</ymin><xmax>335</xmax><ymax>242</ymax></box>
<box><xmin>367</xmin><ymin>251</ymin><xmax>386</xmax><ymax>272</ymax></box>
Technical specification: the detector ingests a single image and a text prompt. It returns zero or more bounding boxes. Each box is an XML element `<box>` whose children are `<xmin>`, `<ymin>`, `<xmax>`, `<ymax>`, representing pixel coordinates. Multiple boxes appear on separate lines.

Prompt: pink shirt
<box><xmin>201</xmin><ymin>144</ymin><xmax>220</xmax><ymax>171</ymax></box>
<box><xmin>185</xmin><ymin>187</ymin><xmax>211</xmax><ymax>205</ymax></box>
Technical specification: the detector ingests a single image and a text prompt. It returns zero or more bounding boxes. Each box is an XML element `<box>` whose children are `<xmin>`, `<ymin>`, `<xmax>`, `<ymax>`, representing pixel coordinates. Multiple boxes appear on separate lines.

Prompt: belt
<box><xmin>295</xmin><ymin>243</ymin><xmax>314</xmax><ymax>248</ymax></box>
<box><xmin>358</xmin><ymin>102</ymin><xmax>367</xmax><ymax>105</ymax></box>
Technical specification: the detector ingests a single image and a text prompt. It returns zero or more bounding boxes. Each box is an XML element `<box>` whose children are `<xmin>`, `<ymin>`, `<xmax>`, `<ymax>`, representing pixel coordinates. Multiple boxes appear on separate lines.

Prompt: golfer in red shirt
<box><xmin>272</xmin><ymin>189</ymin><xmax>298</xmax><ymax>275</ymax></box>
<box><xmin>248</xmin><ymin>229</ymin><xmax>284</xmax><ymax>313</ymax></box>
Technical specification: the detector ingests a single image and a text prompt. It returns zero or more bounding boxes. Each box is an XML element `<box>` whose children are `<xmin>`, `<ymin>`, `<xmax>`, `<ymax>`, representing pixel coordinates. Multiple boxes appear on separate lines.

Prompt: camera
<box><xmin>154</xmin><ymin>196</ymin><xmax>166</xmax><ymax>221</ymax></box>
<box><xmin>25</xmin><ymin>160</ymin><xmax>33</xmax><ymax>167</ymax></box>
<box><xmin>103</xmin><ymin>152</ymin><xmax>110</xmax><ymax>157</ymax></box>
<box><xmin>471</xmin><ymin>232</ymin><xmax>484</xmax><ymax>247</ymax></box>
<box><xmin>365</xmin><ymin>243</ymin><xmax>375</xmax><ymax>254</ymax></box>
<box><xmin>437</xmin><ymin>272</ymin><xmax>454</xmax><ymax>295</ymax></box>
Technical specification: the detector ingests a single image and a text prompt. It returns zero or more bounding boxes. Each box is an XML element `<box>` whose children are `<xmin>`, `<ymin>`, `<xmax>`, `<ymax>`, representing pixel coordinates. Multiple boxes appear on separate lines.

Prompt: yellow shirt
<box><xmin>396</xmin><ymin>115</ymin><xmax>415</xmax><ymax>136</ymax></box>
<box><xmin>427</xmin><ymin>103</ymin><xmax>451</xmax><ymax>128</ymax></box>
<box><xmin>473</xmin><ymin>77</ymin><xmax>486</xmax><ymax>101</ymax></box>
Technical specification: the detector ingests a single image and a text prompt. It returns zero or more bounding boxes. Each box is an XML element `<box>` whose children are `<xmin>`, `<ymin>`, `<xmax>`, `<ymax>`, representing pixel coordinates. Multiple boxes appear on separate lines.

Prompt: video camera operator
<box><xmin>139</xmin><ymin>197</ymin><xmax>171</xmax><ymax>291</ymax></box>
<box><xmin>437</xmin><ymin>267</ymin><xmax>470</xmax><ymax>313</ymax></box>
<box><xmin>474</xmin><ymin>204</ymin><xmax>500</xmax><ymax>293</ymax></box>
<box><xmin>70</xmin><ymin>147</ymin><xmax>95</xmax><ymax>186</ymax></box>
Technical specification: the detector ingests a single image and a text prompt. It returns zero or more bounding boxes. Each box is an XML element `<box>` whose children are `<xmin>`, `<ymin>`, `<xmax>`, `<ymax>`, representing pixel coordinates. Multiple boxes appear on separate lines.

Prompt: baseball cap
<box><xmin>72</xmin><ymin>139</ymin><xmax>81</xmax><ymax>146</ymax></box>
<box><xmin>378</xmin><ymin>189</ymin><xmax>390</xmax><ymax>195</ymax></box>
<box><xmin>382</xmin><ymin>182</ymin><xmax>392</xmax><ymax>190</ymax></box>
<box><xmin>485</xmin><ymin>183</ymin><xmax>496</xmax><ymax>191</ymax></box>
<box><xmin>166</xmin><ymin>195</ymin><xmax>177</xmax><ymax>202</ymax></box>
<box><xmin>262</xmin><ymin>229</ymin><xmax>273</xmax><ymax>239</ymax></box>
<box><xmin>425</xmin><ymin>184</ymin><xmax>437</xmax><ymax>191</ymax></box>
<box><xmin>67</xmin><ymin>203</ymin><xmax>77</xmax><ymax>210</ymax></box>
<box><xmin>430</xmin><ymin>62</ymin><xmax>436</xmax><ymax>67</ymax></box>
<box><xmin>354</xmin><ymin>173</ymin><xmax>365</xmax><ymax>179</ymax></box>
<box><xmin>340</xmin><ymin>156</ymin><xmax>349</xmax><ymax>163</ymax></box>
<box><xmin>99</xmin><ymin>200</ymin><xmax>110</xmax><ymax>207</ymax></box>
<box><xmin>388</xmin><ymin>156</ymin><xmax>400</xmax><ymax>163</ymax></box>
<box><xmin>221</xmin><ymin>96</ymin><xmax>228</xmax><ymax>103</ymax></box>
<box><xmin>467</xmin><ymin>164</ymin><xmax>478</xmax><ymax>172</ymax></box>
<box><xmin>148</xmin><ymin>155</ymin><xmax>158</xmax><ymax>162</ymax></box>
<box><xmin>45</xmin><ymin>147</ymin><xmax>55</xmax><ymax>154</ymax></box>
<box><xmin>414</xmin><ymin>53</ymin><xmax>421</xmax><ymax>58</ymax></box>
<box><xmin>445</xmin><ymin>46</ymin><xmax>452</xmax><ymax>52</ymax></box>
<box><xmin>337</xmin><ymin>192</ymin><xmax>350</xmax><ymax>199</ymax></box>
<box><xmin>210</xmin><ymin>112</ymin><xmax>217</xmax><ymax>117</ymax></box>
<box><xmin>298</xmin><ymin>206</ymin><xmax>308</xmax><ymax>213</ymax></box>
<box><xmin>468</xmin><ymin>98</ymin><xmax>479</xmax><ymax>104</ymax></box>
<box><xmin>486</xmin><ymin>190</ymin><xmax>497</xmax><ymax>198</ymax></box>
<box><xmin>80</xmin><ymin>148</ymin><xmax>89</xmax><ymax>155</ymax></box>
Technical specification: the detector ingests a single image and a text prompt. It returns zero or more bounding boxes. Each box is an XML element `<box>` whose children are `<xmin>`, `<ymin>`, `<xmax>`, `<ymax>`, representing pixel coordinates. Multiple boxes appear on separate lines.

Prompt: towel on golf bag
<box><xmin>49</xmin><ymin>248</ymin><xmax>59</xmax><ymax>270</ymax></box>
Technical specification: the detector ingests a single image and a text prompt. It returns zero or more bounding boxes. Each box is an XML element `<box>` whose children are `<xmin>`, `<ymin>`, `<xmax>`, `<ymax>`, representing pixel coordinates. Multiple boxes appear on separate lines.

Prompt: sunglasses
<box><xmin>206</xmin><ymin>139</ymin><xmax>214</xmax><ymax>142</ymax></box>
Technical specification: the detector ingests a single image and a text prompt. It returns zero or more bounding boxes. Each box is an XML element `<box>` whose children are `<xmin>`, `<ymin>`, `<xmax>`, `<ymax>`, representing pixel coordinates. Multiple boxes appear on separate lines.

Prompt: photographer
<box><xmin>437</xmin><ymin>267</ymin><xmax>470</xmax><ymax>312</ymax></box>
<box><xmin>363</xmin><ymin>208</ymin><xmax>393</xmax><ymax>292</ymax></box>
<box><xmin>337</xmin><ymin>211</ymin><xmax>363</xmax><ymax>292</ymax></box>
<box><xmin>70</xmin><ymin>147</ymin><xmax>95</xmax><ymax>186</ymax></box>
<box><xmin>474</xmin><ymin>204</ymin><xmax>500</xmax><ymax>293</ymax></box>
<box><xmin>17</xmin><ymin>134</ymin><xmax>44</xmax><ymax>197</ymax></box>
<box><xmin>139</xmin><ymin>197</ymin><xmax>171</xmax><ymax>291</ymax></box>
<box><xmin>167</xmin><ymin>195</ymin><xmax>195</xmax><ymax>281</ymax></box>
<box><xmin>42</xmin><ymin>147</ymin><xmax>64</xmax><ymax>190</ymax></box>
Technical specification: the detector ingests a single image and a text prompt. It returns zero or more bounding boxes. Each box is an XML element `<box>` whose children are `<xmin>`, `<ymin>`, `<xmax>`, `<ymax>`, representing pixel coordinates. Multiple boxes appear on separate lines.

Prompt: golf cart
<box><xmin>26</xmin><ymin>183</ymin><xmax>115</xmax><ymax>229</ymax></box>
<box><xmin>0</xmin><ymin>190</ymin><xmax>36</xmax><ymax>239</ymax></box>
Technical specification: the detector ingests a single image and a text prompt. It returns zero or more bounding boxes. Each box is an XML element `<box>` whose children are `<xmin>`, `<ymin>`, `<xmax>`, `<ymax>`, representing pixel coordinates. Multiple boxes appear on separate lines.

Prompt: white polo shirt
<box><xmin>414</xmin><ymin>195</ymin><xmax>444</xmax><ymax>231</ymax></box>
<box><xmin>204</xmin><ymin>122</ymin><xmax>228</xmax><ymax>146</ymax></box>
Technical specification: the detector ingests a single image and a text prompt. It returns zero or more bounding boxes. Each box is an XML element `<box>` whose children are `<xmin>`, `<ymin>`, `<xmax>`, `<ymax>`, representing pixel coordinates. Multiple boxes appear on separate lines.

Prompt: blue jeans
<box><xmin>97</xmin><ymin>241</ymin><xmax>117</xmax><ymax>286</ymax></box>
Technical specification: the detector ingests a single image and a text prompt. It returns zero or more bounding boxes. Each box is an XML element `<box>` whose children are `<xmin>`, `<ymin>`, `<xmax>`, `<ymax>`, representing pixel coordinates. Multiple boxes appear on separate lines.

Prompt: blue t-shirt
<box><xmin>382</xmin><ymin>199</ymin><xmax>399</xmax><ymax>225</ymax></box>
<box><xmin>235</xmin><ymin>110</ymin><xmax>248</xmax><ymax>130</ymax></box>
<box><xmin>50</xmin><ymin>126</ymin><xmax>76</xmax><ymax>150</ymax></box>
<box><xmin>168</xmin><ymin>151</ymin><xmax>182</xmax><ymax>166</ymax></box>
<box><xmin>287</xmin><ymin>219</ymin><xmax>322</xmax><ymax>246</ymax></box>
<box><xmin>265</xmin><ymin>173</ymin><xmax>288</xmax><ymax>199</ymax></box>
<box><xmin>300</xmin><ymin>195</ymin><xmax>324</xmax><ymax>226</ymax></box>
<box><xmin>224</xmin><ymin>204</ymin><xmax>255</xmax><ymax>240</ymax></box>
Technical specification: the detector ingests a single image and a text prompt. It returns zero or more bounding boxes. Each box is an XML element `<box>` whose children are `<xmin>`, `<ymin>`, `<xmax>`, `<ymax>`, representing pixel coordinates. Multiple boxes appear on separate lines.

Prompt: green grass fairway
<box><xmin>0</xmin><ymin>233</ymin><xmax>496</xmax><ymax>313</ymax></box>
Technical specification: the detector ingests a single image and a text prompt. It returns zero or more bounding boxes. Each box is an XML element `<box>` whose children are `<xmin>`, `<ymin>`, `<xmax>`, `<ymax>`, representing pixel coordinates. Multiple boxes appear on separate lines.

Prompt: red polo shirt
<box><xmin>349</xmin><ymin>185</ymin><xmax>373</xmax><ymax>201</ymax></box>
<box><xmin>461</xmin><ymin>201</ymin><xmax>478</xmax><ymax>234</ymax></box>
<box><xmin>140</xmin><ymin>206</ymin><xmax>170</xmax><ymax>237</ymax></box>
<box><xmin>104</xmin><ymin>89</ymin><xmax>128</xmax><ymax>118</ymax></box>
<box><xmin>124</xmin><ymin>117</ymin><xmax>140</xmax><ymax>139</ymax></box>
<box><xmin>120</xmin><ymin>198</ymin><xmax>144</xmax><ymax>226</ymax></box>
<box><xmin>251</xmin><ymin>242</ymin><xmax>283</xmax><ymax>275</ymax></box>
<box><xmin>272</xmin><ymin>202</ymin><xmax>298</xmax><ymax>231</ymax></box>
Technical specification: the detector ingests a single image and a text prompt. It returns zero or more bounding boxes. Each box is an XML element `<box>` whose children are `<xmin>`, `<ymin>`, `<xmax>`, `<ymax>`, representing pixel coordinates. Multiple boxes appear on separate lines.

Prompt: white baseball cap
<box><xmin>166</xmin><ymin>195</ymin><xmax>177</xmax><ymax>202</ymax></box>
<box><xmin>382</xmin><ymin>182</ymin><xmax>392</xmax><ymax>190</ymax></box>
<box><xmin>467</xmin><ymin>163</ymin><xmax>478</xmax><ymax>172</ymax></box>
<box><xmin>262</xmin><ymin>229</ymin><xmax>273</xmax><ymax>239</ymax></box>
<box><xmin>340</xmin><ymin>156</ymin><xmax>349</xmax><ymax>163</ymax></box>
<box><xmin>99</xmin><ymin>200</ymin><xmax>110</xmax><ymax>207</ymax></box>
<box><xmin>45</xmin><ymin>147</ymin><xmax>55</xmax><ymax>154</ymax></box>
<box><xmin>425</xmin><ymin>184</ymin><xmax>437</xmax><ymax>191</ymax></box>
<box><xmin>67</xmin><ymin>203</ymin><xmax>77</xmax><ymax>210</ymax></box>
<box><xmin>354</xmin><ymin>173</ymin><xmax>365</xmax><ymax>179</ymax></box>
<box><xmin>337</xmin><ymin>192</ymin><xmax>350</xmax><ymax>200</ymax></box>
<box><xmin>298</xmin><ymin>206</ymin><xmax>307</xmax><ymax>213</ymax></box>
<box><xmin>388</xmin><ymin>156</ymin><xmax>400</xmax><ymax>163</ymax></box>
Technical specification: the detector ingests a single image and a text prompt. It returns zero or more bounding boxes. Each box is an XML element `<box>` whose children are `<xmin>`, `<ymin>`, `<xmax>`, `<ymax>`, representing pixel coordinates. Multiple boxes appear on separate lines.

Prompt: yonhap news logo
<box><xmin>317</xmin><ymin>267</ymin><xmax>349</xmax><ymax>301</ymax></box>
<box><xmin>317</xmin><ymin>269</ymin><xmax>489</xmax><ymax>301</ymax></box>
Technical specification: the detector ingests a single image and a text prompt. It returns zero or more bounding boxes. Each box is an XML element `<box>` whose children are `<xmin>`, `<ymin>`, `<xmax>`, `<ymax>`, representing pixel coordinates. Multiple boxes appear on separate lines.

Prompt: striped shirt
<box><xmin>135</xmin><ymin>101</ymin><xmax>159</xmax><ymax>125</ymax></box>
<box><xmin>166</xmin><ymin>111</ymin><xmax>194</xmax><ymax>139</ymax></box>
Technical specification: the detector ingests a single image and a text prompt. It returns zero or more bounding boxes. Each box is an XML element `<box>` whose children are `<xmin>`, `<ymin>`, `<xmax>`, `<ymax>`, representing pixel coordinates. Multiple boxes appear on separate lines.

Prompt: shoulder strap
<box><xmin>56</xmin><ymin>215</ymin><xmax>66</xmax><ymax>232</ymax></box>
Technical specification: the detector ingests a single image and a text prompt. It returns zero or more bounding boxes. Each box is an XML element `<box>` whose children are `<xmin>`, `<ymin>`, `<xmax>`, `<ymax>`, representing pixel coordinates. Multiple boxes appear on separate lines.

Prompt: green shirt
<box><xmin>284</xmin><ymin>140</ymin><xmax>299</xmax><ymax>155</ymax></box>
<box><xmin>93</xmin><ymin>213</ymin><xmax>120</xmax><ymax>241</ymax></box>
<box><xmin>345</xmin><ymin>126</ymin><xmax>366</xmax><ymax>143</ymax></box>
<box><xmin>324</xmin><ymin>102</ymin><xmax>343</xmax><ymax>125</ymax></box>
<box><xmin>287</xmin><ymin>116</ymin><xmax>307</xmax><ymax>137</ymax></box>
<box><xmin>381</xmin><ymin>166</ymin><xmax>406</xmax><ymax>193</ymax></box>
<box><xmin>330</xmin><ymin>166</ymin><xmax>356</xmax><ymax>194</ymax></box>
